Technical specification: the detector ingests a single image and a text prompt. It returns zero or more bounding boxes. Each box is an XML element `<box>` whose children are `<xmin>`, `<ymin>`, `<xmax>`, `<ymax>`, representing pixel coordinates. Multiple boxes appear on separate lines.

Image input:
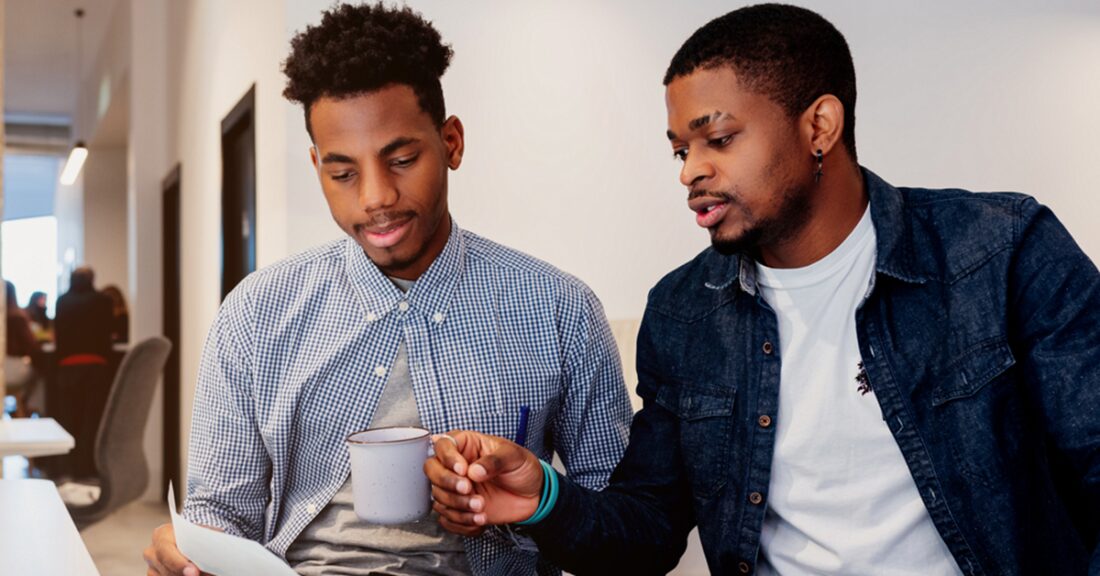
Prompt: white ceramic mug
<box><xmin>345</xmin><ymin>426</ymin><xmax>432</xmax><ymax>524</ymax></box>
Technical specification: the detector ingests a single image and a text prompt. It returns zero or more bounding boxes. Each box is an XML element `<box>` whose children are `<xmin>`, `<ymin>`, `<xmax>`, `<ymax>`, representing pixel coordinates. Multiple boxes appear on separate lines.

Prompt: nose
<box><xmin>357</xmin><ymin>168</ymin><xmax>399</xmax><ymax>212</ymax></box>
<box><xmin>679</xmin><ymin>148</ymin><xmax>715</xmax><ymax>189</ymax></box>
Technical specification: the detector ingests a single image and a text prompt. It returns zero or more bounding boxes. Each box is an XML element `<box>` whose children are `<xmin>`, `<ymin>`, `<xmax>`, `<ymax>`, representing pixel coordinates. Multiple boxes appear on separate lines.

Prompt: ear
<box><xmin>309</xmin><ymin>145</ymin><xmax>321</xmax><ymax>174</ymax></box>
<box><xmin>441</xmin><ymin>115</ymin><xmax>465</xmax><ymax>170</ymax></box>
<box><xmin>800</xmin><ymin>94</ymin><xmax>844</xmax><ymax>157</ymax></box>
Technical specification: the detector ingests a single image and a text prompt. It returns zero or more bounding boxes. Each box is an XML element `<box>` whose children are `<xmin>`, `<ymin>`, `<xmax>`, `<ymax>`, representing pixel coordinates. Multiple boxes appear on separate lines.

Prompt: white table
<box><xmin>0</xmin><ymin>418</ymin><xmax>75</xmax><ymax>458</ymax></box>
<box><xmin>0</xmin><ymin>479</ymin><xmax>100</xmax><ymax>575</ymax></box>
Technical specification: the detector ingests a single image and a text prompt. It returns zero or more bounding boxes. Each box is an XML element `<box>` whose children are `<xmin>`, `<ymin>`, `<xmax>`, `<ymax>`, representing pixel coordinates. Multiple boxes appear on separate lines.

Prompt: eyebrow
<box><xmin>667</xmin><ymin>111</ymin><xmax>734</xmax><ymax>141</ymax></box>
<box><xmin>319</xmin><ymin>150</ymin><xmax>356</xmax><ymax>165</ymax></box>
<box><xmin>317</xmin><ymin>136</ymin><xmax>421</xmax><ymax>166</ymax></box>
<box><xmin>379</xmin><ymin>136</ymin><xmax>419</xmax><ymax>158</ymax></box>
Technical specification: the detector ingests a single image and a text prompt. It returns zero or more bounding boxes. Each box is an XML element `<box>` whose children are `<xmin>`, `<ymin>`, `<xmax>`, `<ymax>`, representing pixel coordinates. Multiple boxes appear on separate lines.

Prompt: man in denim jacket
<box><xmin>426</xmin><ymin>4</ymin><xmax>1099</xmax><ymax>574</ymax></box>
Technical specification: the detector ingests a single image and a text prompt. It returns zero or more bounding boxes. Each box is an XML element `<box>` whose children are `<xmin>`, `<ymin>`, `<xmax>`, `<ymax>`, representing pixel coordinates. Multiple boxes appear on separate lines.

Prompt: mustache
<box><xmin>687</xmin><ymin>189</ymin><xmax>734</xmax><ymax>202</ymax></box>
<box><xmin>354</xmin><ymin>211</ymin><xmax>416</xmax><ymax>230</ymax></box>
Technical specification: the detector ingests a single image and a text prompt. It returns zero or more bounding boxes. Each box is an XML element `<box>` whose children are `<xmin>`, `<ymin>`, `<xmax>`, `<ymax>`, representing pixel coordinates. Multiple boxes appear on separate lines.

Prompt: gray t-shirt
<box><xmin>285</xmin><ymin>277</ymin><xmax>470</xmax><ymax>575</ymax></box>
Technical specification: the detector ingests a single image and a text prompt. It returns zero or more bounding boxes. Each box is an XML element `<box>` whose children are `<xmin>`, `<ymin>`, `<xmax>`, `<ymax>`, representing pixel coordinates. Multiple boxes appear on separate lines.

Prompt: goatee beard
<box><xmin>709</xmin><ymin>181</ymin><xmax>813</xmax><ymax>259</ymax></box>
<box><xmin>711</xmin><ymin>226</ymin><xmax>762</xmax><ymax>256</ymax></box>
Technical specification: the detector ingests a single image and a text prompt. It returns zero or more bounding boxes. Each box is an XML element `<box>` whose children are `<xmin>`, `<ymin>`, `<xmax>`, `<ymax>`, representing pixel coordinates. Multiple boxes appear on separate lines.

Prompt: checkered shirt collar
<box><xmin>343</xmin><ymin>217</ymin><xmax>465</xmax><ymax>325</ymax></box>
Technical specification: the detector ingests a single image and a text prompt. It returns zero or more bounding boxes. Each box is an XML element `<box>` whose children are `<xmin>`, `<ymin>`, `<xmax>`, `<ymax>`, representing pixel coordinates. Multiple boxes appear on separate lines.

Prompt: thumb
<box><xmin>467</xmin><ymin>438</ymin><xmax>532</xmax><ymax>483</ymax></box>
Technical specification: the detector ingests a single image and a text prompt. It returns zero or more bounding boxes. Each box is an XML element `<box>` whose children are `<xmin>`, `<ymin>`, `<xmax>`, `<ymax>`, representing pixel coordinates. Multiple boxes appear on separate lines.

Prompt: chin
<box><xmin>711</xmin><ymin>228</ymin><xmax>760</xmax><ymax>256</ymax></box>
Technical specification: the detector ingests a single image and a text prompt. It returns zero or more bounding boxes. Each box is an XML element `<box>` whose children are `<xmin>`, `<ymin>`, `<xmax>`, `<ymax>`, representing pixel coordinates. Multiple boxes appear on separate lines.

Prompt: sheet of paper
<box><xmin>168</xmin><ymin>483</ymin><xmax>298</xmax><ymax>576</ymax></box>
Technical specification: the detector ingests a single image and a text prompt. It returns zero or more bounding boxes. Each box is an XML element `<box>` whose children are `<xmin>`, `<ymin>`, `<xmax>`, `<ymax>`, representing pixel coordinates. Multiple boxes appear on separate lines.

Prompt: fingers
<box><xmin>431</xmin><ymin>432</ymin><xmax>470</xmax><ymax>476</ymax></box>
<box><xmin>467</xmin><ymin>439</ymin><xmax>530</xmax><ymax>483</ymax></box>
<box><xmin>424</xmin><ymin>453</ymin><xmax>472</xmax><ymax>496</ymax></box>
<box><xmin>438</xmin><ymin>514</ymin><xmax>485</xmax><ymax>536</ymax></box>
<box><xmin>433</xmin><ymin>501</ymin><xmax>486</xmax><ymax>534</ymax></box>
<box><xmin>438</xmin><ymin>513</ymin><xmax>485</xmax><ymax>536</ymax></box>
<box><xmin>430</xmin><ymin>483</ymin><xmax>483</xmax><ymax>512</ymax></box>
<box><xmin>145</xmin><ymin>522</ymin><xmax>200</xmax><ymax>576</ymax></box>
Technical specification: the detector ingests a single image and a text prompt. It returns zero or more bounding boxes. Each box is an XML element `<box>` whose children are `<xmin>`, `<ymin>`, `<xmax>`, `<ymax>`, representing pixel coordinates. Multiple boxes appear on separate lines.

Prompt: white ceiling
<box><xmin>4</xmin><ymin>0</ymin><xmax>122</xmax><ymax>122</ymax></box>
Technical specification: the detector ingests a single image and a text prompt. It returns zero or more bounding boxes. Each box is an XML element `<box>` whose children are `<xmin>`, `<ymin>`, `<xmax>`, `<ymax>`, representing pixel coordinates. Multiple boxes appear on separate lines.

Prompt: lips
<box><xmin>356</xmin><ymin>217</ymin><xmax>413</xmax><ymax>249</ymax></box>
<box><xmin>688</xmin><ymin>197</ymin><xmax>731</xmax><ymax>229</ymax></box>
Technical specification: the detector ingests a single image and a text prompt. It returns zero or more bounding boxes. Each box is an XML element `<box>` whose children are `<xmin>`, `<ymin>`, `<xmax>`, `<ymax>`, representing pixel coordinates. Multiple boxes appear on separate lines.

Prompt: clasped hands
<box><xmin>424</xmin><ymin>431</ymin><xmax>546</xmax><ymax>536</ymax></box>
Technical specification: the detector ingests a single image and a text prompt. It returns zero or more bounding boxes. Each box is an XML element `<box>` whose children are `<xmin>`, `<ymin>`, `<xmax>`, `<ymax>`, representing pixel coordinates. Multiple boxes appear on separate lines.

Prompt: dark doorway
<box><xmin>161</xmin><ymin>164</ymin><xmax>182</xmax><ymax>501</ymax></box>
<box><xmin>221</xmin><ymin>85</ymin><xmax>257</xmax><ymax>299</ymax></box>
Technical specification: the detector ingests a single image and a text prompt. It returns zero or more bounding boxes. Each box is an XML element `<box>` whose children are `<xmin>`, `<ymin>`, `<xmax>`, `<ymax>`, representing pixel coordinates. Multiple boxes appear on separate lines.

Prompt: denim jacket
<box><xmin>529</xmin><ymin>169</ymin><xmax>1100</xmax><ymax>575</ymax></box>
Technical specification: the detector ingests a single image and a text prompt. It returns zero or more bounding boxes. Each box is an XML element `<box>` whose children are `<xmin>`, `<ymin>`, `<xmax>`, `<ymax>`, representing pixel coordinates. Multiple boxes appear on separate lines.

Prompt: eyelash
<box><xmin>672</xmin><ymin>134</ymin><xmax>734</xmax><ymax>162</ymax></box>
<box><xmin>390</xmin><ymin>154</ymin><xmax>418</xmax><ymax>168</ymax></box>
<box><xmin>327</xmin><ymin>154</ymin><xmax>418</xmax><ymax>181</ymax></box>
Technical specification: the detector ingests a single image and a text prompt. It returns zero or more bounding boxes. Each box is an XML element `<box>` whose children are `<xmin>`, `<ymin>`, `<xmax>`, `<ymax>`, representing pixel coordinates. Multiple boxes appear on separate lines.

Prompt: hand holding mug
<box><xmin>423</xmin><ymin>430</ymin><xmax>544</xmax><ymax>535</ymax></box>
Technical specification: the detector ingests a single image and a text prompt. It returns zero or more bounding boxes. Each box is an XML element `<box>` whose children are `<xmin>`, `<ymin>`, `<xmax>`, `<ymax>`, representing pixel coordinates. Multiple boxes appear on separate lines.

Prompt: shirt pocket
<box><xmin>929</xmin><ymin>338</ymin><xmax>1023</xmax><ymax>488</ymax></box>
<box><xmin>930</xmin><ymin>339</ymin><xmax>1016</xmax><ymax>406</ymax></box>
<box><xmin>656</xmin><ymin>382</ymin><xmax>736</xmax><ymax>500</ymax></box>
<box><xmin>471</xmin><ymin>404</ymin><xmax>553</xmax><ymax>457</ymax></box>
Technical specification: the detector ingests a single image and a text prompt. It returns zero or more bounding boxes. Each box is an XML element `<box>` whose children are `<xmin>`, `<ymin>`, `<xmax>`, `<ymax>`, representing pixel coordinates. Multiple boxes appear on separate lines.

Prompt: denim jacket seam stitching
<box><xmin>942</xmin><ymin>243</ymin><xmax>1014</xmax><ymax>286</ymax></box>
<box><xmin>870</xmin><ymin>319</ymin><xmax>984</xmax><ymax>574</ymax></box>
<box><xmin>931</xmin><ymin>336</ymin><xmax>1014</xmax><ymax>406</ymax></box>
<box><xmin>647</xmin><ymin>298</ymin><xmax>736</xmax><ymax>324</ymax></box>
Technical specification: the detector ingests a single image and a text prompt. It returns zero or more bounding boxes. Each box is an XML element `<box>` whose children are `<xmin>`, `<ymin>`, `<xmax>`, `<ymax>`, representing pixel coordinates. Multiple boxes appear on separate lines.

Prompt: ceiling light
<box><xmin>60</xmin><ymin>8</ymin><xmax>87</xmax><ymax>185</ymax></box>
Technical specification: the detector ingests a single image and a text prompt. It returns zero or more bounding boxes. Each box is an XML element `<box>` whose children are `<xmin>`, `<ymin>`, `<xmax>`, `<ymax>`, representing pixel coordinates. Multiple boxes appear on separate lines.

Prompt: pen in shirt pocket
<box><xmin>514</xmin><ymin>405</ymin><xmax>530</xmax><ymax>447</ymax></box>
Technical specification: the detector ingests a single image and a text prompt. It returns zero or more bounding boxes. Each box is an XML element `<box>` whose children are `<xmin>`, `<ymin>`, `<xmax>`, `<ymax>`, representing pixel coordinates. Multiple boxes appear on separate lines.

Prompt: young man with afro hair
<box><xmin>426</xmin><ymin>4</ymin><xmax>1100</xmax><ymax>575</ymax></box>
<box><xmin>143</xmin><ymin>4</ymin><xmax>632</xmax><ymax>575</ymax></box>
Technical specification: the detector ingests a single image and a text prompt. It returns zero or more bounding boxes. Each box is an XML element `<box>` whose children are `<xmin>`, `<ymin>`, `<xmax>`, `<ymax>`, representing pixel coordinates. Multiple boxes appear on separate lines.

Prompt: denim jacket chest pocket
<box><xmin>656</xmin><ymin>382</ymin><xmax>736</xmax><ymax>500</ymax></box>
<box><xmin>930</xmin><ymin>338</ymin><xmax>1016</xmax><ymax>407</ymax></box>
<box><xmin>928</xmin><ymin>338</ymin><xmax>1023</xmax><ymax>488</ymax></box>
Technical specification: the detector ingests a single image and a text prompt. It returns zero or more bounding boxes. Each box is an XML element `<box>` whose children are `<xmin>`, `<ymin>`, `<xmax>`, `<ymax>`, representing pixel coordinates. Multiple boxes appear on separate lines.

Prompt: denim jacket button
<box><xmin>738</xmin><ymin>561</ymin><xmax>752</xmax><ymax>573</ymax></box>
<box><xmin>762</xmin><ymin>341</ymin><xmax>774</xmax><ymax>355</ymax></box>
<box><xmin>749</xmin><ymin>491</ymin><xmax>764</xmax><ymax>505</ymax></box>
<box><xmin>758</xmin><ymin>415</ymin><xmax>772</xmax><ymax>428</ymax></box>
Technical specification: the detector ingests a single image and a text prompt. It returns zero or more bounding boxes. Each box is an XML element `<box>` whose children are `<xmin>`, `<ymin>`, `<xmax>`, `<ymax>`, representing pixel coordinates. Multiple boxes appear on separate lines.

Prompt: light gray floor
<box><xmin>82</xmin><ymin>499</ymin><xmax>169</xmax><ymax>575</ymax></box>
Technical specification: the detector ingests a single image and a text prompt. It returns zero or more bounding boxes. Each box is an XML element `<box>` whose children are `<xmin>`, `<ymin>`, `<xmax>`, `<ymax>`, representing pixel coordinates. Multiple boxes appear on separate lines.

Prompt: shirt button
<box><xmin>306</xmin><ymin>503</ymin><xmax>317</xmax><ymax>514</ymax></box>
<box><xmin>757</xmin><ymin>415</ymin><xmax>772</xmax><ymax>428</ymax></box>
<box><xmin>762</xmin><ymin>341</ymin><xmax>774</xmax><ymax>355</ymax></box>
<box><xmin>365</xmin><ymin>312</ymin><xmax>377</xmax><ymax>322</ymax></box>
<box><xmin>374</xmin><ymin>366</ymin><xmax>386</xmax><ymax>377</ymax></box>
<box><xmin>749</xmin><ymin>491</ymin><xmax>764</xmax><ymax>505</ymax></box>
<box><xmin>398</xmin><ymin>301</ymin><xmax>410</xmax><ymax>312</ymax></box>
<box><xmin>432</xmin><ymin>312</ymin><xmax>445</xmax><ymax>323</ymax></box>
<box><xmin>738</xmin><ymin>561</ymin><xmax>751</xmax><ymax>574</ymax></box>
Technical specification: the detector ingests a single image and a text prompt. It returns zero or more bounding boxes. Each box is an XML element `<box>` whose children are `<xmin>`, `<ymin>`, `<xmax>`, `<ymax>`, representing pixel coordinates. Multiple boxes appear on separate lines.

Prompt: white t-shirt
<box><xmin>754</xmin><ymin>207</ymin><xmax>962</xmax><ymax>575</ymax></box>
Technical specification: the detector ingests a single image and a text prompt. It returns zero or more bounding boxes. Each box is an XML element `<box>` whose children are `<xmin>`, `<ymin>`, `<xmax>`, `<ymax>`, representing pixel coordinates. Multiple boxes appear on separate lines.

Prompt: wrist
<box><xmin>514</xmin><ymin>459</ymin><xmax>558</xmax><ymax>526</ymax></box>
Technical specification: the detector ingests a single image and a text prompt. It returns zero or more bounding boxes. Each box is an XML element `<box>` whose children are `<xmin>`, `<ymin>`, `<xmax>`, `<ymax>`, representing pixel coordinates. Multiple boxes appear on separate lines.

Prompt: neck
<box><xmin>758</xmin><ymin>161</ymin><xmax>867</xmax><ymax>269</ymax></box>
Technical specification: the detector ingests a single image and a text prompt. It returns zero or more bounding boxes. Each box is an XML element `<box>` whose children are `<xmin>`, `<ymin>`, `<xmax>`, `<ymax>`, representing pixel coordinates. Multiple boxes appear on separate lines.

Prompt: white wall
<box><xmin>283</xmin><ymin>0</ymin><xmax>1100</xmax><ymax>323</ymax></box>
<box><xmin>161</xmin><ymin>0</ymin><xmax>288</xmax><ymax>494</ymax></box>
<box><xmin>82</xmin><ymin>146</ymin><xmax>128</xmax><ymax>291</ymax></box>
<box><xmin>129</xmin><ymin>0</ymin><xmax>170</xmax><ymax>501</ymax></box>
<box><xmin>54</xmin><ymin>176</ymin><xmax>83</xmax><ymax>288</ymax></box>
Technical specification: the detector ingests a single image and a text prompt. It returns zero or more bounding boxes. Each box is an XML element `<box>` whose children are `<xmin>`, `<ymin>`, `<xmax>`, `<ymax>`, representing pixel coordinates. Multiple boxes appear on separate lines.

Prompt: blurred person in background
<box><xmin>5</xmin><ymin>281</ymin><xmax>42</xmax><ymax>416</ymax></box>
<box><xmin>52</xmin><ymin>267</ymin><xmax>114</xmax><ymax>479</ymax></box>
<box><xmin>24</xmin><ymin>290</ymin><xmax>52</xmax><ymax>342</ymax></box>
<box><xmin>101</xmin><ymin>285</ymin><xmax>130</xmax><ymax>344</ymax></box>
<box><xmin>55</xmin><ymin>267</ymin><xmax>113</xmax><ymax>361</ymax></box>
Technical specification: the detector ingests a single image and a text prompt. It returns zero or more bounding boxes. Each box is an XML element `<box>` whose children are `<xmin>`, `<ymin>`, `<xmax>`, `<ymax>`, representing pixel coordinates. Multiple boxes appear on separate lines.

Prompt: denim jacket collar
<box><xmin>729</xmin><ymin>166</ymin><xmax>930</xmax><ymax>298</ymax></box>
<box><xmin>864</xmin><ymin>167</ymin><xmax>933</xmax><ymax>285</ymax></box>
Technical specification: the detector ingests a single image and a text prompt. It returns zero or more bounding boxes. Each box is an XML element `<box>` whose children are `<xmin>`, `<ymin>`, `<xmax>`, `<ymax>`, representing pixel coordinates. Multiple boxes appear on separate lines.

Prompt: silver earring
<box><xmin>814</xmin><ymin>149</ymin><xmax>824</xmax><ymax>183</ymax></box>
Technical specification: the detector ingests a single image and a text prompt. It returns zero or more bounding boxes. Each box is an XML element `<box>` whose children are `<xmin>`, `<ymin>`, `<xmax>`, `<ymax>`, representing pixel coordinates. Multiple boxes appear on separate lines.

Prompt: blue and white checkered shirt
<box><xmin>183</xmin><ymin>221</ymin><xmax>633</xmax><ymax>575</ymax></box>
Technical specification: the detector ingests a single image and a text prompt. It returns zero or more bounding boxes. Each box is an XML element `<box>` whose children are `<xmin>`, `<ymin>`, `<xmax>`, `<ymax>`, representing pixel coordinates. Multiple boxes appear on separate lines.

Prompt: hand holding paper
<box><xmin>165</xmin><ymin>483</ymin><xmax>298</xmax><ymax>576</ymax></box>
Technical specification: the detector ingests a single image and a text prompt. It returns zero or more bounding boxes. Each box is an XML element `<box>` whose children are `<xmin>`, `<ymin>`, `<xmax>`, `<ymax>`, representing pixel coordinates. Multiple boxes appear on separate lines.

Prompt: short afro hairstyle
<box><xmin>282</xmin><ymin>2</ymin><xmax>454</xmax><ymax>137</ymax></box>
<box><xmin>665</xmin><ymin>4</ymin><xmax>858</xmax><ymax>160</ymax></box>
